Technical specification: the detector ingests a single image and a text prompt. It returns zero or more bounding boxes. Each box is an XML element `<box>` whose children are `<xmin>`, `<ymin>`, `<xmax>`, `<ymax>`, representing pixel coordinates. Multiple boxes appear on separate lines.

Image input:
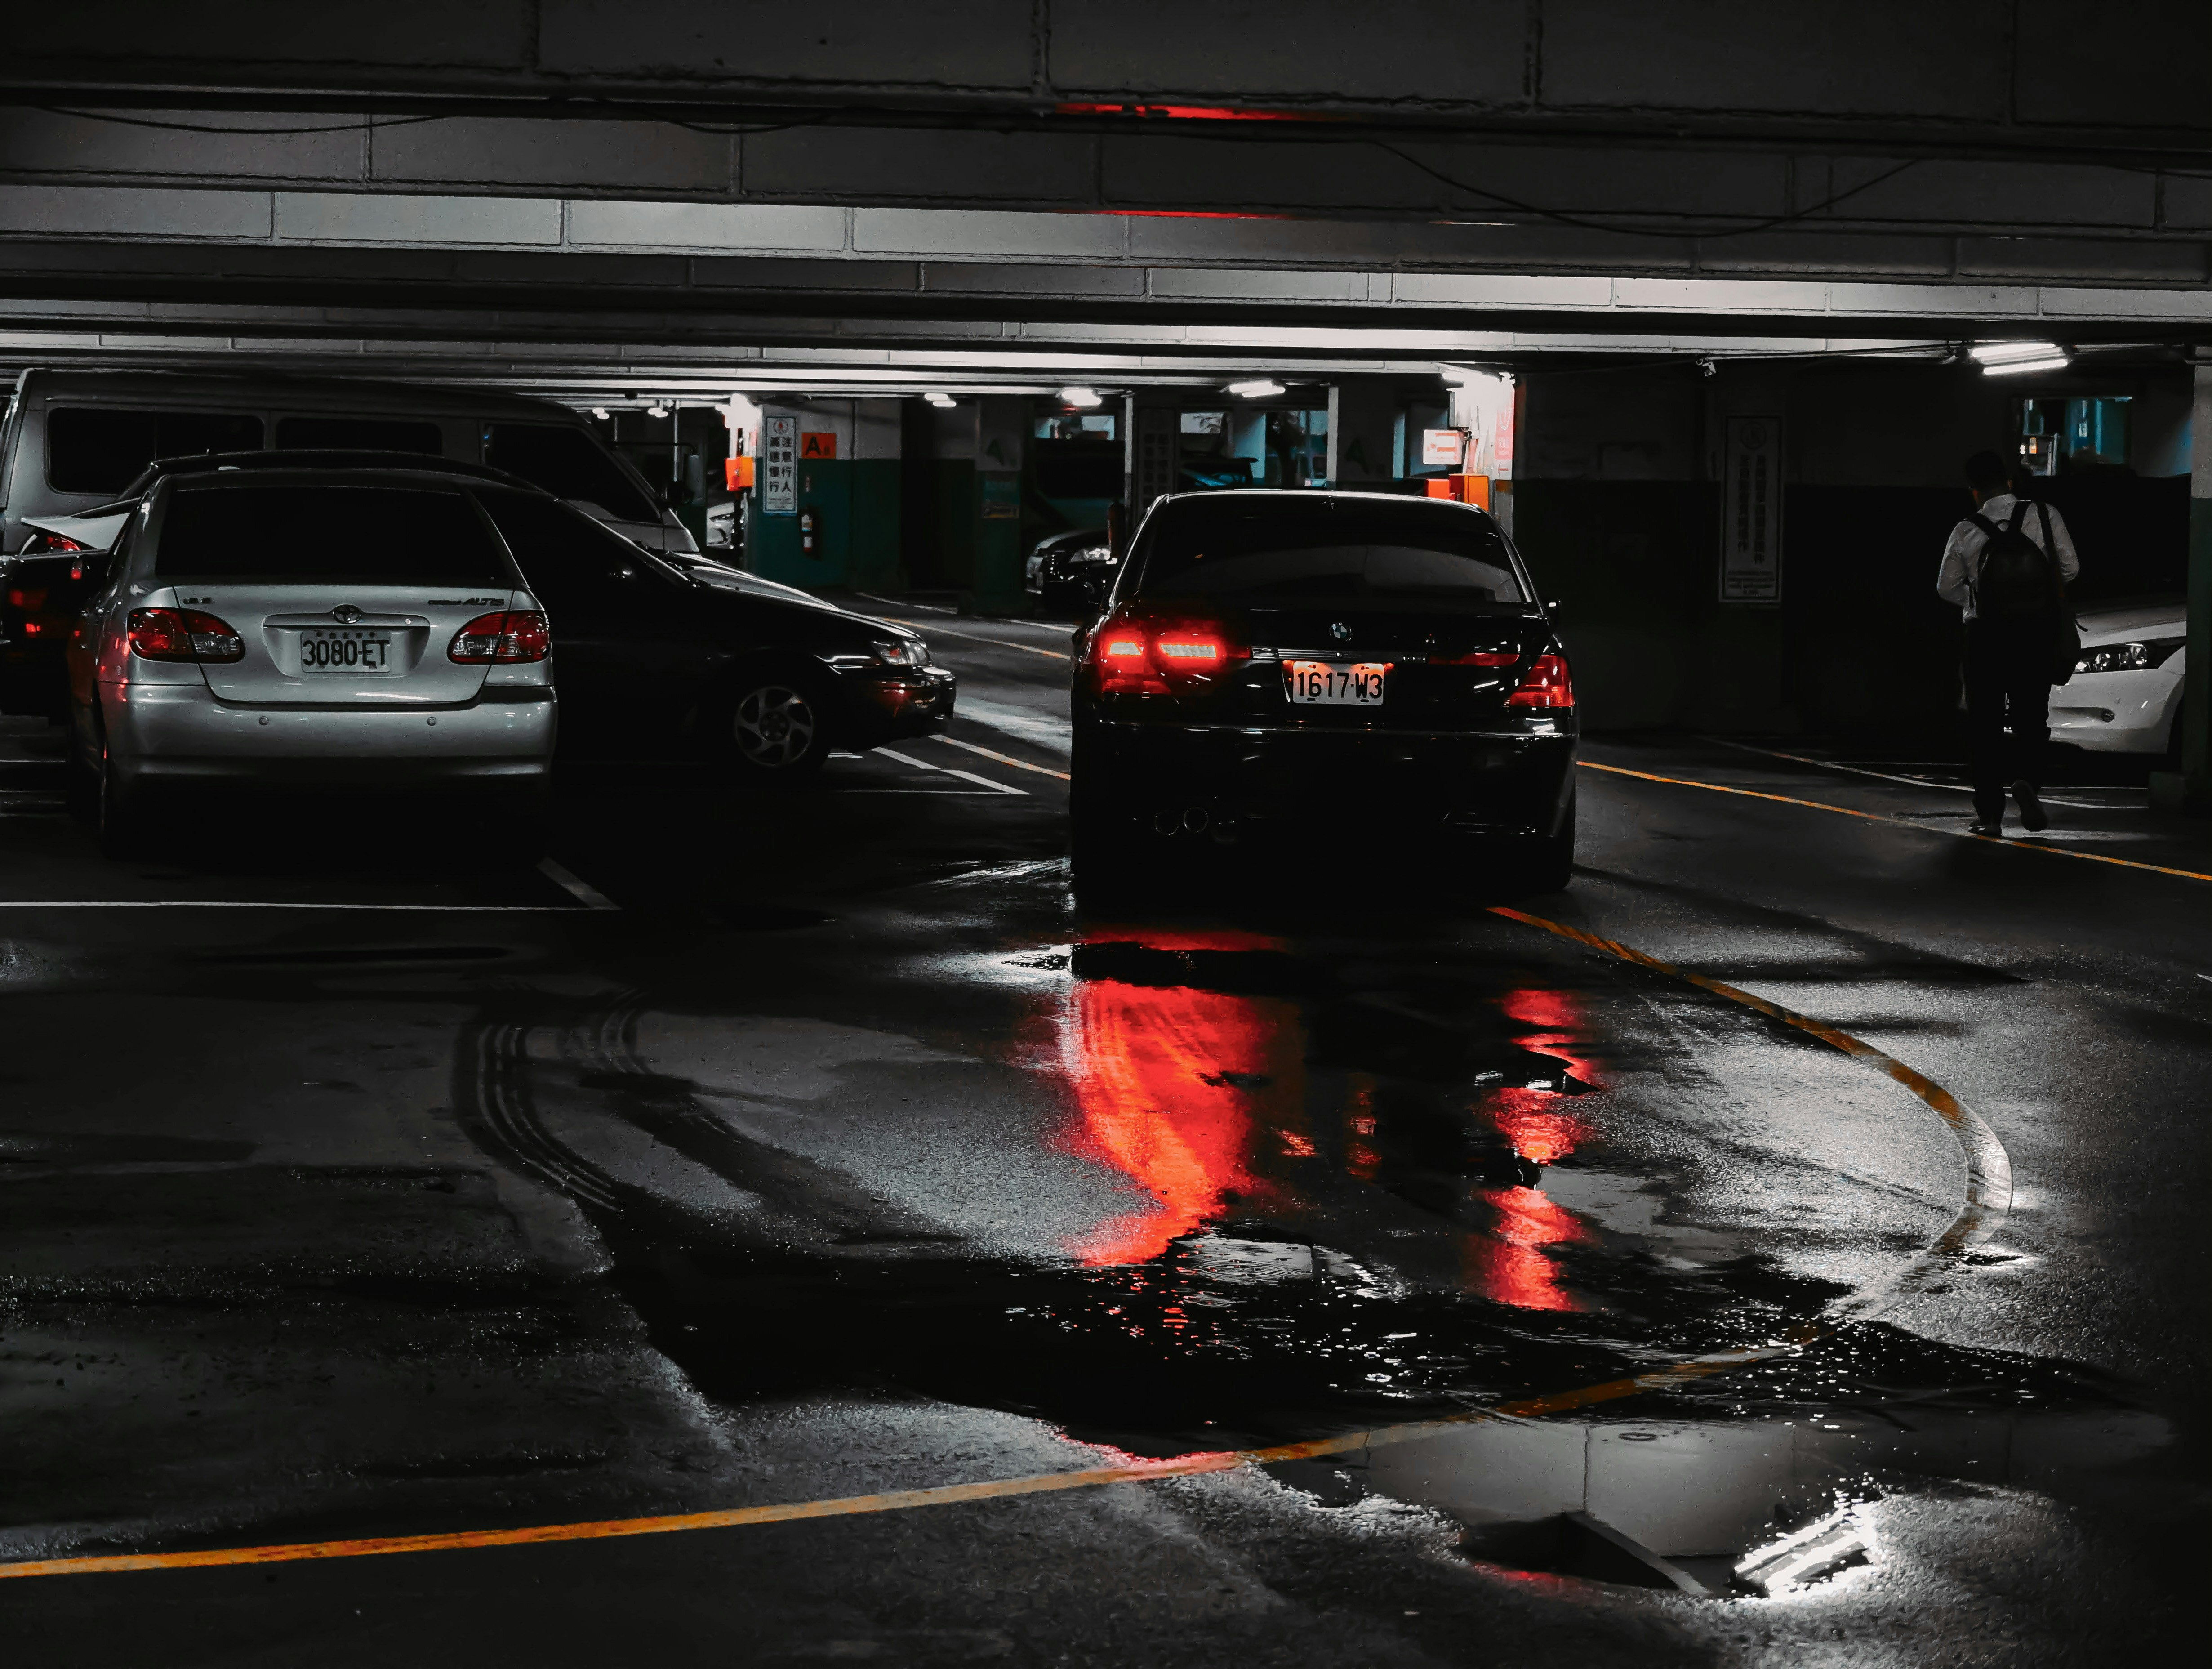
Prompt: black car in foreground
<box><xmin>1068</xmin><ymin>490</ymin><xmax>1575</xmax><ymax>888</ymax></box>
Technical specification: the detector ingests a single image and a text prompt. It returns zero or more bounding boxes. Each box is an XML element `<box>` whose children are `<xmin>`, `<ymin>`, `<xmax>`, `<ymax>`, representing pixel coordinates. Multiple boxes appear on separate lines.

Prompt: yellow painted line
<box><xmin>877</xmin><ymin>616</ymin><xmax>1072</xmax><ymax>661</ymax></box>
<box><xmin>0</xmin><ymin>909</ymin><xmax>1996</xmax><ymax>1583</ymax></box>
<box><xmin>0</xmin><ymin>1337</ymin><xmax>1804</xmax><ymax>1583</ymax></box>
<box><xmin>1578</xmin><ymin>758</ymin><xmax>2212</xmax><ymax>886</ymax></box>
<box><xmin>930</xmin><ymin>735</ymin><xmax>1072</xmax><ymax>781</ymax></box>
<box><xmin>1487</xmin><ymin>906</ymin><xmax>2011</xmax><ymax>1272</ymax></box>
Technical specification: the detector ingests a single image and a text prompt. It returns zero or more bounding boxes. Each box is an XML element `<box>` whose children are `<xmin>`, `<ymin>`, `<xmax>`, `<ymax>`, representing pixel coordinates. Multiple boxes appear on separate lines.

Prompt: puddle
<box><xmin>450</xmin><ymin>903</ymin><xmax>2159</xmax><ymax>1598</ymax></box>
<box><xmin>1286</xmin><ymin>1397</ymin><xmax>2164</xmax><ymax>1598</ymax></box>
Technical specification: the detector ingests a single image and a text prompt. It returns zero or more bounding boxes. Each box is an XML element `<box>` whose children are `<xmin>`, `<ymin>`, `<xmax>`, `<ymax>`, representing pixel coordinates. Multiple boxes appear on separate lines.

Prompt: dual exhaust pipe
<box><xmin>1151</xmin><ymin>805</ymin><xmax>1213</xmax><ymax>837</ymax></box>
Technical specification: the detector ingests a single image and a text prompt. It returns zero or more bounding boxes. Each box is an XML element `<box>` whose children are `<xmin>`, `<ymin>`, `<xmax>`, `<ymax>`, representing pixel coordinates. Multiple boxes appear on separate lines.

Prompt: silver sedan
<box><xmin>67</xmin><ymin>467</ymin><xmax>557</xmax><ymax>854</ymax></box>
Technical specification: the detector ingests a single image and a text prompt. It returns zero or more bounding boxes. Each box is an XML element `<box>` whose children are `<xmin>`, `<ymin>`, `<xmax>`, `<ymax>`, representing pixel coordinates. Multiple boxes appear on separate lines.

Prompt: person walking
<box><xmin>1936</xmin><ymin>450</ymin><xmax>2080</xmax><ymax>836</ymax></box>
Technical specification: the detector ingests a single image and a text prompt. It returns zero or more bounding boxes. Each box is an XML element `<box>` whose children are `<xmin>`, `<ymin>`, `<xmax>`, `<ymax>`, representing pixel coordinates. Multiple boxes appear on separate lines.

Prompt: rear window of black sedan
<box><xmin>1129</xmin><ymin>497</ymin><xmax>1527</xmax><ymax>607</ymax></box>
<box><xmin>153</xmin><ymin>483</ymin><xmax>509</xmax><ymax>584</ymax></box>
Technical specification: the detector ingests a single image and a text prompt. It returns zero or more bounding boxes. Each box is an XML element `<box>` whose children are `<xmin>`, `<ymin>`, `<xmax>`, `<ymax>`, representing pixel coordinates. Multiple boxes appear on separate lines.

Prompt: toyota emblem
<box><xmin>330</xmin><ymin>605</ymin><xmax>363</xmax><ymax>624</ymax></box>
<box><xmin>1330</xmin><ymin>620</ymin><xmax>1352</xmax><ymax>641</ymax></box>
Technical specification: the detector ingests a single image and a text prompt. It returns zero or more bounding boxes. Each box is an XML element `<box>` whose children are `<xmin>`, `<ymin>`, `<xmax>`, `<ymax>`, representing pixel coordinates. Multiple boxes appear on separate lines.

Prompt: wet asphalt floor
<box><xmin>0</xmin><ymin>605</ymin><xmax>2206</xmax><ymax>1665</ymax></box>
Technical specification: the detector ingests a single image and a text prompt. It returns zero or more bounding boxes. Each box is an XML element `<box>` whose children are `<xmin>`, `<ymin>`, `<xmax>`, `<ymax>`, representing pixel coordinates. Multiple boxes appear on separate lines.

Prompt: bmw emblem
<box><xmin>1330</xmin><ymin>620</ymin><xmax>1352</xmax><ymax>642</ymax></box>
<box><xmin>331</xmin><ymin>605</ymin><xmax>363</xmax><ymax>624</ymax></box>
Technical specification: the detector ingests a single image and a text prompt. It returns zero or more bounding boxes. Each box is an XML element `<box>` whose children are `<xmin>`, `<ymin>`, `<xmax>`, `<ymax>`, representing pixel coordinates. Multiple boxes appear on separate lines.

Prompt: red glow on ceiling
<box><xmin>1059</xmin><ymin>932</ymin><xmax>1302</xmax><ymax>1265</ymax></box>
<box><xmin>1057</xmin><ymin>102</ymin><xmax>1322</xmax><ymax>122</ymax></box>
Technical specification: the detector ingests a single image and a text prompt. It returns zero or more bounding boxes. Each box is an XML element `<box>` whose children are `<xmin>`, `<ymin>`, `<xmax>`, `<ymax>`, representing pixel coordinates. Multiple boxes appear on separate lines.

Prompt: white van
<box><xmin>0</xmin><ymin>368</ymin><xmax>697</xmax><ymax>558</ymax></box>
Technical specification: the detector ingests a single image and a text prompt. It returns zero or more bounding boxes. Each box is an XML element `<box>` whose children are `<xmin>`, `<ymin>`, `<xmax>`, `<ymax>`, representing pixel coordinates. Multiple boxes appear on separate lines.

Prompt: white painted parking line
<box><xmin>954</xmin><ymin>697</ymin><xmax>1073</xmax><ymax>756</ymax></box>
<box><xmin>1705</xmin><ymin>736</ymin><xmax>2128</xmax><ymax>810</ymax></box>
<box><xmin>537</xmin><ymin>858</ymin><xmax>621</xmax><ymax>911</ymax></box>
<box><xmin>873</xmin><ymin>747</ymin><xmax>1027</xmax><ymax>795</ymax></box>
<box><xmin>873</xmin><ymin>746</ymin><xmax>947</xmax><ymax>772</ymax></box>
<box><xmin>939</xmin><ymin>768</ymin><xmax>1027</xmax><ymax>796</ymax></box>
<box><xmin>855</xmin><ymin>592</ymin><xmax>958</xmax><ymax>615</ymax></box>
<box><xmin>930</xmin><ymin>735</ymin><xmax>1071</xmax><ymax>781</ymax></box>
<box><xmin>872</xmin><ymin>616</ymin><xmax>1072</xmax><ymax>660</ymax></box>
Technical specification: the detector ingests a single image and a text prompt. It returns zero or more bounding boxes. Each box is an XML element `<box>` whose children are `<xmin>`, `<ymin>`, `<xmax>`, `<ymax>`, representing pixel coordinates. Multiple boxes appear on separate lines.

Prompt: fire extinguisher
<box><xmin>799</xmin><ymin>506</ymin><xmax>820</xmax><ymax>558</ymax></box>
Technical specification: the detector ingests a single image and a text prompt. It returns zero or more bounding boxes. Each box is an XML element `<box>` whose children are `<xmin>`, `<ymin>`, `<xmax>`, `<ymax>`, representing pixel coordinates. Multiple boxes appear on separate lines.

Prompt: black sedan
<box><xmin>1024</xmin><ymin>527</ymin><xmax>1116</xmax><ymax>615</ymax></box>
<box><xmin>1068</xmin><ymin>490</ymin><xmax>1575</xmax><ymax>888</ymax></box>
<box><xmin>472</xmin><ymin>484</ymin><xmax>954</xmax><ymax>774</ymax></box>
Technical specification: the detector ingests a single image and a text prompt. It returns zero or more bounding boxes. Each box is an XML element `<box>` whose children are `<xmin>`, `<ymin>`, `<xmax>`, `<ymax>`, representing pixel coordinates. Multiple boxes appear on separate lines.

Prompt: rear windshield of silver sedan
<box><xmin>1134</xmin><ymin>501</ymin><xmax>1527</xmax><ymax>606</ymax></box>
<box><xmin>152</xmin><ymin>484</ymin><xmax>508</xmax><ymax>583</ymax></box>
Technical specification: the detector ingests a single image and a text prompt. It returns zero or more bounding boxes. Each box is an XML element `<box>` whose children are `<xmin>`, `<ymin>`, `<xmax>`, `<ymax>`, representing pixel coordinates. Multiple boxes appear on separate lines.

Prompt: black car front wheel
<box><xmin>717</xmin><ymin>674</ymin><xmax>831</xmax><ymax>781</ymax></box>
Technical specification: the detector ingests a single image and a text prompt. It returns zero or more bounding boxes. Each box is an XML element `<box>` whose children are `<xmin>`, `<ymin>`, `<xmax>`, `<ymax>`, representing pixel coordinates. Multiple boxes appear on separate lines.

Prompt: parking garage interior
<box><xmin>3</xmin><ymin>8</ymin><xmax>2212</xmax><ymax>1665</ymax></box>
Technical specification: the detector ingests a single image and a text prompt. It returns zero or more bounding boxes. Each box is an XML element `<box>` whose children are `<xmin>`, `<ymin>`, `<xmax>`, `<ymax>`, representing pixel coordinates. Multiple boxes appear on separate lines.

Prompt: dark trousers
<box><xmin>1964</xmin><ymin>619</ymin><xmax>2052</xmax><ymax>819</ymax></box>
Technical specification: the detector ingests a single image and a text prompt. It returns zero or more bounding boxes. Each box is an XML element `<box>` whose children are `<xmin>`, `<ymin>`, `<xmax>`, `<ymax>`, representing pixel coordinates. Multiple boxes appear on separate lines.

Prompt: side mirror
<box><xmin>1545</xmin><ymin>598</ymin><xmax>1565</xmax><ymax>619</ymax></box>
<box><xmin>1077</xmin><ymin>573</ymin><xmax>1112</xmax><ymax>611</ymax></box>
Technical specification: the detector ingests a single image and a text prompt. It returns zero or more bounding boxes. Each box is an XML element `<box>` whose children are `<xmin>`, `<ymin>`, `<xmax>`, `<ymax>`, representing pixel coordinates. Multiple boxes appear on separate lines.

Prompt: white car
<box><xmin>16</xmin><ymin>507</ymin><xmax>124</xmax><ymax>555</ymax></box>
<box><xmin>2052</xmin><ymin>597</ymin><xmax>2185</xmax><ymax>756</ymax></box>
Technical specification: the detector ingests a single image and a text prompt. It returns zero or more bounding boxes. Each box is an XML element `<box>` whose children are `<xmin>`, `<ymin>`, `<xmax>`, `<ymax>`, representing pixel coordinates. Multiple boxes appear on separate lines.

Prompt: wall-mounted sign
<box><xmin>980</xmin><ymin>475</ymin><xmax>1021</xmax><ymax>519</ymax></box>
<box><xmin>1721</xmin><ymin>416</ymin><xmax>1781</xmax><ymax>602</ymax></box>
<box><xmin>1421</xmin><ymin>428</ymin><xmax>1465</xmax><ymax>469</ymax></box>
<box><xmin>762</xmin><ymin>415</ymin><xmax>797</xmax><ymax>515</ymax></box>
<box><xmin>799</xmin><ymin>431</ymin><xmax>837</xmax><ymax>460</ymax></box>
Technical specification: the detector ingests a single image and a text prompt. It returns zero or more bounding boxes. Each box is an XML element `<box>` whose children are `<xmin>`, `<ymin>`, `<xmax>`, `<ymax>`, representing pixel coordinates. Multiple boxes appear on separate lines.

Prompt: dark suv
<box><xmin>1068</xmin><ymin>491</ymin><xmax>1576</xmax><ymax>888</ymax></box>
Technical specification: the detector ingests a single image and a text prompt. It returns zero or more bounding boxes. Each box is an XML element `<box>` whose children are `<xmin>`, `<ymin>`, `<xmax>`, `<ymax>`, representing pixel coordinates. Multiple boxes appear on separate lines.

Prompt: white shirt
<box><xmin>1936</xmin><ymin>493</ymin><xmax>2079</xmax><ymax>620</ymax></box>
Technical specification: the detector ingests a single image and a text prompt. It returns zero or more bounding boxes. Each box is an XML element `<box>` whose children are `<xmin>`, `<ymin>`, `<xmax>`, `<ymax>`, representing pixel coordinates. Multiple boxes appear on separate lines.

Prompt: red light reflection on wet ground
<box><xmin>1059</xmin><ymin>931</ymin><xmax>1303</xmax><ymax>1265</ymax></box>
<box><xmin>1466</xmin><ymin>987</ymin><xmax>1600</xmax><ymax>1312</ymax></box>
<box><xmin>1466</xmin><ymin>1186</ymin><xmax>1588</xmax><ymax>1312</ymax></box>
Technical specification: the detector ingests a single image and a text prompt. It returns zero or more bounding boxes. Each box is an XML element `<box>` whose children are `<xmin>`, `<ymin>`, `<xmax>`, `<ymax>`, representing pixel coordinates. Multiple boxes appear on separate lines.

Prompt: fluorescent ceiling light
<box><xmin>1969</xmin><ymin>341</ymin><xmax>2062</xmax><ymax>365</ymax></box>
<box><xmin>925</xmin><ymin>392</ymin><xmax>957</xmax><ymax>408</ymax></box>
<box><xmin>1981</xmin><ymin>354</ymin><xmax>2070</xmax><ymax>377</ymax></box>
<box><xmin>646</xmin><ymin>404</ymin><xmax>669</xmax><ymax>417</ymax></box>
<box><xmin>590</xmin><ymin>407</ymin><xmax>609</xmax><ymax>420</ymax></box>
<box><xmin>1059</xmin><ymin>386</ymin><xmax>1103</xmax><ymax>407</ymax></box>
<box><xmin>1227</xmin><ymin>379</ymin><xmax>1285</xmax><ymax>398</ymax></box>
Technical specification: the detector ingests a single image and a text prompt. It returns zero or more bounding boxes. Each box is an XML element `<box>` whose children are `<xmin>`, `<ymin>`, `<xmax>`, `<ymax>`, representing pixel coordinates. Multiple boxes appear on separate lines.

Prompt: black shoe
<box><xmin>1967</xmin><ymin>818</ymin><xmax>2004</xmax><ymax>837</ymax></box>
<box><xmin>2011</xmin><ymin>780</ymin><xmax>2048</xmax><ymax>832</ymax></box>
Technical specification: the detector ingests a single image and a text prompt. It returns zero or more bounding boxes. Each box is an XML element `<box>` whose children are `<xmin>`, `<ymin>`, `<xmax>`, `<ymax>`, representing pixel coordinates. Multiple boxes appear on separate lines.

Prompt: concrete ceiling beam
<box><xmin>7</xmin><ymin>3</ymin><xmax>2212</xmax><ymax>163</ymax></box>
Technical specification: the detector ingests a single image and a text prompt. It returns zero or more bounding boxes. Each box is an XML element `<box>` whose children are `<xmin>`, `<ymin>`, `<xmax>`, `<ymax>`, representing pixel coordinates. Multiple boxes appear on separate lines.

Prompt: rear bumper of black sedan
<box><xmin>1076</xmin><ymin>718</ymin><xmax>1576</xmax><ymax>840</ymax></box>
<box><xmin>832</xmin><ymin>665</ymin><xmax>957</xmax><ymax>745</ymax></box>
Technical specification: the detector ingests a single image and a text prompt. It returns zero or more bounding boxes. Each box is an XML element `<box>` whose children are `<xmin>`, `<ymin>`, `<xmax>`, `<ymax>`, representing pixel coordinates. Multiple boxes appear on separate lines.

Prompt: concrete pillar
<box><xmin>2183</xmin><ymin>362</ymin><xmax>2212</xmax><ymax>811</ymax></box>
<box><xmin>972</xmin><ymin>395</ymin><xmax>1026</xmax><ymax>609</ymax></box>
<box><xmin>1327</xmin><ymin>379</ymin><xmax>1402</xmax><ymax>489</ymax></box>
<box><xmin>745</xmin><ymin>400</ymin><xmax>901</xmax><ymax>588</ymax></box>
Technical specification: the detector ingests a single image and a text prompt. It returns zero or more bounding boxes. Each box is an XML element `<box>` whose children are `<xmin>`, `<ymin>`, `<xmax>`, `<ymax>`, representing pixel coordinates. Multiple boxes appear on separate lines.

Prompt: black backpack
<box><xmin>1970</xmin><ymin>500</ymin><xmax>2061</xmax><ymax>619</ymax></box>
<box><xmin>1968</xmin><ymin>498</ymin><xmax>2082</xmax><ymax>683</ymax></box>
